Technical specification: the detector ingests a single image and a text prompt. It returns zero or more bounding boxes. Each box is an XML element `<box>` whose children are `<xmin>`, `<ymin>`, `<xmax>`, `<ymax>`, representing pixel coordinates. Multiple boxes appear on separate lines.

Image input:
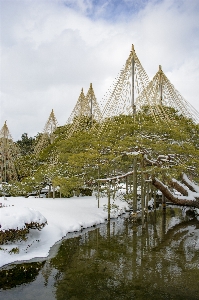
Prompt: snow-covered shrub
<box><xmin>0</xmin><ymin>207</ymin><xmax>47</xmax><ymax>244</ymax></box>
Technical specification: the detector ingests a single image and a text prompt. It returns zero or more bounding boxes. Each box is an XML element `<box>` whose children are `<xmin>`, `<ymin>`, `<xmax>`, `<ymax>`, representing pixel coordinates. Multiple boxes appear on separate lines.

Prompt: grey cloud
<box><xmin>1</xmin><ymin>0</ymin><xmax>199</xmax><ymax>140</ymax></box>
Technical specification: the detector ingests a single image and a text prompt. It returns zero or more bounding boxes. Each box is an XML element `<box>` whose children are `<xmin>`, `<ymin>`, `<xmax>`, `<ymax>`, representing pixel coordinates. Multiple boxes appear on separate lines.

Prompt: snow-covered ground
<box><xmin>0</xmin><ymin>195</ymin><xmax>129</xmax><ymax>268</ymax></box>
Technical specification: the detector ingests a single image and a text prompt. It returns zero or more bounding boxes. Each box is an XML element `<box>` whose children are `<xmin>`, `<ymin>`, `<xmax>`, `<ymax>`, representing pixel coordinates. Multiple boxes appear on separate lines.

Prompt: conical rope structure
<box><xmin>66</xmin><ymin>84</ymin><xmax>102</xmax><ymax>138</ymax></box>
<box><xmin>0</xmin><ymin>121</ymin><xmax>18</xmax><ymax>182</ymax></box>
<box><xmin>86</xmin><ymin>83</ymin><xmax>102</xmax><ymax>123</ymax></box>
<box><xmin>135</xmin><ymin>65</ymin><xmax>199</xmax><ymax>124</ymax></box>
<box><xmin>101</xmin><ymin>44</ymin><xmax>150</xmax><ymax>119</ymax></box>
<box><xmin>34</xmin><ymin>109</ymin><xmax>59</xmax><ymax>155</ymax></box>
<box><xmin>67</xmin><ymin>88</ymin><xmax>89</xmax><ymax>124</ymax></box>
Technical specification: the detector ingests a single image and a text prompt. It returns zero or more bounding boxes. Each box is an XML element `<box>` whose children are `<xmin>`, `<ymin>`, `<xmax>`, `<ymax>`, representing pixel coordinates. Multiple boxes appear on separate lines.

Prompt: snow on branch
<box><xmin>97</xmin><ymin>170</ymin><xmax>134</xmax><ymax>182</ymax></box>
<box><xmin>182</xmin><ymin>173</ymin><xmax>199</xmax><ymax>193</ymax></box>
<box><xmin>171</xmin><ymin>179</ymin><xmax>189</xmax><ymax>196</ymax></box>
<box><xmin>152</xmin><ymin>175</ymin><xmax>199</xmax><ymax>208</ymax></box>
<box><xmin>144</xmin><ymin>153</ymin><xmax>180</xmax><ymax>167</ymax></box>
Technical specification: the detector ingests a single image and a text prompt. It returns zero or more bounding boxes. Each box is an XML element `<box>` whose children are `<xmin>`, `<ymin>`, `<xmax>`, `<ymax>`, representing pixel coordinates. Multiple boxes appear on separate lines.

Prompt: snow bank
<box><xmin>0</xmin><ymin>196</ymin><xmax>129</xmax><ymax>268</ymax></box>
<box><xmin>0</xmin><ymin>207</ymin><xmax>47</xmax><ymax>231</ymax></box>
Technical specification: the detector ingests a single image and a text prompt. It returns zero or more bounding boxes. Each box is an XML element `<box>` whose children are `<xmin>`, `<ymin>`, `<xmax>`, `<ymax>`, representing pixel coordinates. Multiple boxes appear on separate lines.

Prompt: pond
<box><xmin>0</xmin><ymin>206</ymin><xmax>199</xmax><ymax>300</ymax></box>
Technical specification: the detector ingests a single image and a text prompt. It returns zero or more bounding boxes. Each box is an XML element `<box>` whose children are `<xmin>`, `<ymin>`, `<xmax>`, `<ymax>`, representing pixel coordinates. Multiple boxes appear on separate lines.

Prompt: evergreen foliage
<box><xmin>16</xmin><ymin>133</ymin><xmax>36</xmax><ymax>155</ymax></box>
<box><xmin>9</xmin><ymin>108</ymin><xmax>199</xmax><ymax>197</ymax></box>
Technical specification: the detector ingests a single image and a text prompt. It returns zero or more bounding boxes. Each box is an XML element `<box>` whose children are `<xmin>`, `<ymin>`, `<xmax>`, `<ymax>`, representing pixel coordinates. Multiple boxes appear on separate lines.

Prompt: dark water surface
<box><xmin>1</xmin><ymin>207</ymin><xmax>199</xmax><ymax>300</ymax></box>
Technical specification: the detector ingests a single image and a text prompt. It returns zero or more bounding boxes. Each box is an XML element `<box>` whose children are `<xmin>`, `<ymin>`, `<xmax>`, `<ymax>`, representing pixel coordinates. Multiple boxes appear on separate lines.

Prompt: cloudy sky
<box><xmin>1</xmin><ymin>0</ymin><xmax>199</xmax><ymax>141</ymax></box>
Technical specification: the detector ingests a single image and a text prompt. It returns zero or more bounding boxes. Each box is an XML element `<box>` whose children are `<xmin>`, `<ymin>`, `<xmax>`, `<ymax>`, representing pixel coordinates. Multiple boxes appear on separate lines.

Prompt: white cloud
<box><xmin>0</xmin><ymin>0</ymin><xmax>199</xmax><ymax>140</ymax></box>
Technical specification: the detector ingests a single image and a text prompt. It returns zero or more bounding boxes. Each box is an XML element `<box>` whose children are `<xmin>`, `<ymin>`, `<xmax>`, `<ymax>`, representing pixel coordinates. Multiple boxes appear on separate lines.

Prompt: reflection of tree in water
<box><xmin>49</xmin><ymin>208</ymin><xmax>199</xmax><ymax>300</ymax></box>
<box><xmin>0</xmin><ymin>261</ymin><xmax>45</xmax><ymax>290</ymax></box>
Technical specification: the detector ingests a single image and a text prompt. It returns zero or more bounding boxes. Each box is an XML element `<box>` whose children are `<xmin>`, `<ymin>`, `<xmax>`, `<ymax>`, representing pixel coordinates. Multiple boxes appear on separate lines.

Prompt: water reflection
<box><xmin>0</xmin><ymin>262</ymin><xmax>45</xmax><ymax>290</ymax></box>
<box><xmin>1</xmin><ymin>207</ymin><xmax>199</xmax><ymax>300</ymax></box>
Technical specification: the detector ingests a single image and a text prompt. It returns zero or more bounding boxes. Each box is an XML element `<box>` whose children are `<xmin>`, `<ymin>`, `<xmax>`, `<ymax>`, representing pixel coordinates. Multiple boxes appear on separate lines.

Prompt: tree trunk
<box><xmin>152</xmin><ymin>177</ymin><xmax>199</xmax><ymax>208</ymax></box>
<box><xmin>171</xmin><ymin>180</ymin><xmax>188</xmax><ymax>196</ymax></box>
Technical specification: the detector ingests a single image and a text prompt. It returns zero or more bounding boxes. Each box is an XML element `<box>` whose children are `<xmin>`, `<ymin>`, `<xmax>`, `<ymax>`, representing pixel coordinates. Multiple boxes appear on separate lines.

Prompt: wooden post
<box><xmin>112</xmin><ymin>178</ymin><xmax>116</xmax><ymax>200</ymax></box>
<box><xmin>129</xmin><ymin>174</ymin><xmax>132</xmax><ymax>192</ymax></box>
<box><xmin>126</xmin><ymin>175</ymin><xmax>128</xmax><ymax>194</ymax></box>
<box><xmin>48</xmin><ymin>184</ymin><xmax>51</xmax><ymax>198</ymax></box>
<box><xmin>162</xmin><ymin>193</ymin><xmax>166</xmax><ymax>209</ymax></box>
<box><xmin>97</xmin><ymin>166</ymin><xmax>100</xmax><ymax>208</ymax></box>
<box><xmin>108</xmin><ymin>181</ymin><xmax>111</xmax><ymax>221</ymax></box>
<box><xmin>143</xmin><ymin>178</ymin><xmax>149</xmax><ymax>222</ymax></box>
<box><xmin>131</xmin><ymin>44</ymin><xmax>135</xmax><ymax>114</ymax></box>
<box><xmin>90</xmin><ymin>83</ymin><xmax>93</xmax><ymax>127</ymax></box>
<box><xmin>159</xmin><ymin>65</ymin><xmax>163</xmax><ymax>105</ymax></box>
<box><xmin>143</xmin><ymin>181</ymin><xmax>146</xmax><ymax>209</ymax></box>
<box><xmin>97</xmin><ymin>181</ymin><xmax>100</xmax><ymax>208</ymax></box>
<box><xmin>162</xmin><ymin>209</ymin><xmax>166</xmax><ymax>239</ymax></box>
<box><xmin>141</xmin><ymin>175</ymin><xmax>145</xmax><ymax>224</ymax></box>
<box><xmin>107</xmin><ymin>220</ymin><xmax>110</xmax><ymax>243</ymax></box>
<box><xmin>133</xmin><ymin>157</ymin><xmax>137</xmax><ymax>213</ymax></box>
<box><xmin>96</xmin><ymin>228</ymin><xmax>99</xmax><ymax>251</ymax></box>
<box><xmin>153</xmin><ymin>185</ymin><xmax>156</xmax><ymax>209</ymax></box>
<box><xmin>146</xmin><ymin>181</ymin><xmax>150</xmax><ymax>212</ymax></box>
<box><xmin>141</xmin><ymin>156</ymin><xmax>145</xmax><ymax>223</ymax></box>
